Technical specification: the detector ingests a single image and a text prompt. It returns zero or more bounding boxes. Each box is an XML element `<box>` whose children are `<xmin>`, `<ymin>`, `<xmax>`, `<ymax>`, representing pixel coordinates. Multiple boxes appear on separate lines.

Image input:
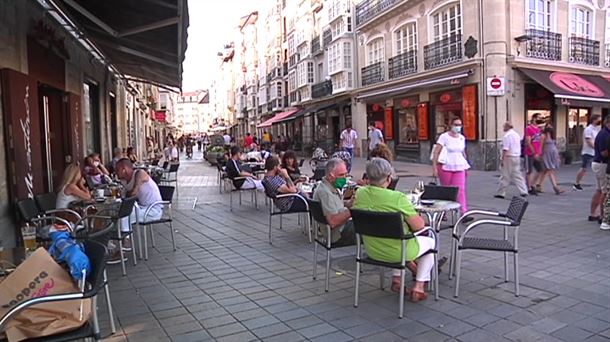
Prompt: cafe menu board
<box><xmin>384</xmin><ymin>107</ymin><xmax>393</xmax><ymax>140</ymax></box>
<box><xmin>418</xmin><ymin>102</ymin><xmax>429</xmax><ymax>140</ymax></box>
<box><xmin>462</xmin><ymin>85</ymin><xmax>477</xmax><ymax>140</ymax></box>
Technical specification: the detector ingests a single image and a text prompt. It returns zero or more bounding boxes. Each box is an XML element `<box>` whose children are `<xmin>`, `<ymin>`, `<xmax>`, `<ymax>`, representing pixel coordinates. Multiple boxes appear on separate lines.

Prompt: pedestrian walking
<box><xmin>595</xmin><ymin>116</ymin><xmax>610</xmax><ymax>229</ymax></box>
<box><xmin>431</xmin><ymin>116</ymin><xmax>470</xmax><ymax>217</ymax></box>
<box><xmin>367</xmin><ymin>122</ymin><xmax>384</xmax><ymax>159</ymax></box>
<box><xmin>574</xmin><ymin>114</ymin><xmax>601</xmax><ymax>191</ymax></box>
<box><xmin>524</xmin><ymin>113</ymin><xmax>545</xmax><ymax>194</ymax></box>
<box><xmin>495</xmin><ymin>122</ymin><xmax>528</xmax><ymax>199</ymax></box>
<box><xmin>340</xmin><ymin>125</ymin><xmax>358</xmax><ymax>169</ymax></box>
<box><xmin>536</xmin><ymin>124</ymin><xmax>564</xmax><ymax>194</ymax></box>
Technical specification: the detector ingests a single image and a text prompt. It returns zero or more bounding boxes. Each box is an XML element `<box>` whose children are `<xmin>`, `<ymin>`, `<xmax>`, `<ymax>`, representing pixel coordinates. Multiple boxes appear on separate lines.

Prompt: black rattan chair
<box><xmin>160</xmin><ymin>163</ymin><xmax>180</xmax><ymax>196</ymax></box>
<box><xmin>351</xmin><ymin>209</ymin><xmax>438</xmax><ymax>318</ymax></box>
<box><xmin>311</xmin><ymin>201</ymin><xmax>356</xmax><ymax>292</ymax></box>
<box><xmin>263</xmin><ymin>183</ymin><xmax>310</xmax><ymax>245</ymax></box>
<box><xmin>108</xmin><ymin>197</ymin><xmax>139</xmax><ymax>276</ymax></box>
<box><xmin>450</xmin><ymin>196</ymin><xmax>529</xmax><ymax>298</ymax></box>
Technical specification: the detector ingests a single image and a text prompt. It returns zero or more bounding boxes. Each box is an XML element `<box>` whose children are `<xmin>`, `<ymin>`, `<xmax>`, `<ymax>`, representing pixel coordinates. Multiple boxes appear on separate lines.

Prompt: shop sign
<box><xmin>400</xmin><ymin>99</ymin><xmax>411</xmax><ymax>108</ymax></box>
<box><xmin>384</xmin><ymin>107</ymin><xmax>393</xmax><ymax>140</ymax></box>
<box><xmin>549</xmin><ymin>72</ymin><xmax>604</xmax><ymax>97</ymax></box>
<box><xmin>417</xmin><ymin>103</ymin><xmax>429</xmax><ymax>140</ymax></box>
<box><xmin>440</xmin><ymin>93</ymin><xmax>452</xmax><ymax>103</ymax></box>
<box><xmin>486</xmin><ymin>76</ymin><xmax>505</xmax><ymax>96</ymax></box>
<box><xmin>462</xmin><ymin>85</ymin><xmax>478</xmax><ymax>140</ymax></box>
<box><xmin>155</xmin><ymin>111</ymin><xmax>167</xmax><ymax>122</ymax></box>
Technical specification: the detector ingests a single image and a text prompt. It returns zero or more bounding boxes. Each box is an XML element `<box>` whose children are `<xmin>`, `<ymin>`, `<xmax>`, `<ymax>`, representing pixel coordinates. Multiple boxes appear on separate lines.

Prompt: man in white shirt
<box><xmin>223</xmin><ymin>133</ymin><xmax>231</xmax><ymax>147</ymax></box>
<box><xmin>367</xmin><ymin>121</ymin><xmax>384</xmax><ymax>159</ymax></box>
<box><xmin>574</xmin><ymin>114</ymin><xmax>601</xmax><ymax>191</ymax></box>
<box><xmin>495</xmin><ymin>122</ymin><xmax>528</xmax><ymax>198</ymax></box>
<box><xmin>340</xmin><ymin>125</ymin><xmax>358</xmax><ymax>170</ymax></box>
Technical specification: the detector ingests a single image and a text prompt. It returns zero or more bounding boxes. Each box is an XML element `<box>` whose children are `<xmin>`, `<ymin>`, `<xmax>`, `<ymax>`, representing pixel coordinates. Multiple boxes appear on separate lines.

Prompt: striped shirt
<box><xmin>262</xmin><ymin>175</ymin><xmax>293</xmax><ymax>211</ymax></box>
<box><xmin>340</xmin><ymin>129</ymin><xmax>358</xmax><ymax>149</ymax></box>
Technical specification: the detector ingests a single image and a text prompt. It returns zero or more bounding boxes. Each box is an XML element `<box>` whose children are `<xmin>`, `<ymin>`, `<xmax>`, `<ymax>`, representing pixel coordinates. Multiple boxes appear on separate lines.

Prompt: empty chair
<box><xmin>451</xmin><ymin>196</ymin><xmax>529</xmax><ymax>297</ymax></box>
<box><xmin>139</xmin><ymin>186</ymin><xmax>176</xmax><ymax>260</ymax></box>
<box><xmin>160</xmin><ymin>163</ymin><xmax>180</xmax><ymax>196</ymax></box>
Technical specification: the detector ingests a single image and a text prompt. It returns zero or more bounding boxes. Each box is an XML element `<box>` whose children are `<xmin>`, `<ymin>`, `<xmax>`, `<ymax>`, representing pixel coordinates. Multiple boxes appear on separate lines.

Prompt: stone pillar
<box><xmin>352</xmin><ymin>100</ymin><xmax>367</xmax><ymax>157</ymax></box>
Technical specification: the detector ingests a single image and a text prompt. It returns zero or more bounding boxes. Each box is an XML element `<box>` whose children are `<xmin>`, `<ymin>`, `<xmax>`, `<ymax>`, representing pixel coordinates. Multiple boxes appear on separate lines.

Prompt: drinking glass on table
<box><xmin>21</xmin><ymin>224</ymin><xmax>37</xmax><ymax>252</ymax></box>
<box><xmin>412</xmin><ymin>181</ymin><xmax>425</xmax><ymax>205</ymax></box>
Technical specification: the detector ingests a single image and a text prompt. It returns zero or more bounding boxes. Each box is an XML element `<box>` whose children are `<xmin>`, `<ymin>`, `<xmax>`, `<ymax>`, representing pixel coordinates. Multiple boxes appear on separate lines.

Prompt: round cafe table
<box><xmin>414</xmin><ymin>200</ymin><xmax>460</xmax><ymax>234</ymax></box>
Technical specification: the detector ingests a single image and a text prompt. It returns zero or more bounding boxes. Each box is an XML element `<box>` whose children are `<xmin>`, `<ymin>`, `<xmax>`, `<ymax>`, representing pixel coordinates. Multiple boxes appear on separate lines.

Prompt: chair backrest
<box><xmin>299</xmin><ymin>159</ymin><xmax>305</xmax><ymax>167</ymax></box>
<box><xmin>16</xmin><ymin>198</ymin><xmax>41</xmax><ymax>222</ymax></box>
<box><xmin>312</xmin><ymin>168</ymin><xmax>325</xmax><ymax>181</ymax></box>
<box><xmin>35</xmin><ymin>192</ymin><xmax>57</xmax><ymax>212</ymax></box>
<box><xmin>388</xmin><ymin>177</ymin><xmax>400</xmax><ymax>190</ymax></box>
<box><xmin>421</xmin><ymin>185</ymin><xmax>459</xmax><ymax>201</ymax></box>
<box><xmin>350</xmin><ymin>209</ymin><xmax>404</xmax><ymax>239</ymax></box>
<box><xmin>505</xmin><ymin>196</ymin><xmax>528</xmax><ymax>225</ymax></box>
<box><xmin>82</xmin><ymin>240</ymin><xmax>109</xmax><ymax>295</ymax></box>
<box><xmin>158</xmin><ymin>186</ymin><xmax>175</xmax><ymax>202</ymax></box>
<box><xmin>168</xmin><ymin>163</ymin><xmax>180</xmax><ymax>173</ymax></box>
<box><xmin>309</xmin><ymin>201</ymin><xmax>328</xmax><ymax>225</ymax></box>
<box><xmin>117</xmin><ymin>197</ymin><xmax>137</xmax><ymax>219</ymax></box>
<box><xmin>162</xmin><ymin>161</ymin><xmax>169</xmax><ymax>169</ymax></box>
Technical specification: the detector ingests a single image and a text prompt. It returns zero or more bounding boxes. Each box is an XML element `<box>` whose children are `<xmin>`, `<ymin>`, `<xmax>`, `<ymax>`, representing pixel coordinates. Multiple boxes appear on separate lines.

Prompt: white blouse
<box><xmin>436</xmin><ymin>132</ymin><xmax>470</xmax><ymax>171</ymax></box>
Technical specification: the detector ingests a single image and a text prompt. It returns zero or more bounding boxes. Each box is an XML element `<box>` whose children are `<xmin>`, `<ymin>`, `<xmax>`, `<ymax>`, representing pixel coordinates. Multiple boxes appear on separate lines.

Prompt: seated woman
<box><xmin>126</xmin><ymin>147</ymin><xmax>139</xmax><ymax>164</ymax></box>
<box><xmin>56</xmin><ymin>162</ymin><xmax>92</xmax><ymax>209</ymax></box>
<box><xmin>352</xmin><ymin>158</ymin><xmax>435</xmax><ymax>302</ymax></box>
<box><xmin>358</xmin><ymin>143</ymin><xmax>396</xmax><ymax>186</ymax></box>
<box><xmin>84</xmin><ymin>153</ymin><xmax>110</xmax><ymax>187</ymax></box>
<box><xmin>262</xmin><ymin>156</ymin><xmax>308</xmax><ymax>212</ymax></box>
<box><xmin>281</xmin><ymin>150</ymin><xmax>301</xmax><ymax>182</ymax></box>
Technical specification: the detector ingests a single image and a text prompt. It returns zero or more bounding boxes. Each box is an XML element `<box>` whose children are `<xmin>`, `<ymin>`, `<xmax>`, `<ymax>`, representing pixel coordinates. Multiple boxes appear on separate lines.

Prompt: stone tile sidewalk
<box><xmin>99</xmin><ymin>151</ymin><xmax>610</xmax><ymax>342</ymax></box>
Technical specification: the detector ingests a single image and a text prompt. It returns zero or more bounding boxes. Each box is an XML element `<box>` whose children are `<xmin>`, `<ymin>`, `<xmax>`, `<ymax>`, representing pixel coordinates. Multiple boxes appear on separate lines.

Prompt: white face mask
<box><xmin>93</xmin><ymin>161</ymin><xmax>100</xmax><ymax>167</ymax></box>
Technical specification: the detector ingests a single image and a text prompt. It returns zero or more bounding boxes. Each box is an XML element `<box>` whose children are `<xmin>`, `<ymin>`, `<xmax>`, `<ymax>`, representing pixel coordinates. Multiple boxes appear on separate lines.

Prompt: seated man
<box><xmin>352</xmin><ymin>158</ymin><xmax>435</xmax><ymax>302</ymax></box>
<box><xmin>115</xmin><ymin>158</ymin><xmax>163</xmax><ymax>237</ymax></box>
<box><xmin>312</xmin><ymin>158</ymin><xmax>356</xmax><ymax>246</ymax></box>
<box><xmin>262</xmin><ymin>157</ymin><xmax>308</xmax><ymax>212</ymax></box>
<box><xmin>225</xmin><ymin>146</ymin><xmax>264</xmax><ymax>191</ymax></box>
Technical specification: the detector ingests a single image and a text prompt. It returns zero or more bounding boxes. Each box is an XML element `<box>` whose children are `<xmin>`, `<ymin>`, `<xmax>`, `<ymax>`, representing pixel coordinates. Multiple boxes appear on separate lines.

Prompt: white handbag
<box><xmin>430</xmin><ymin>145</ymin><xmax>448</xmax><ymax>164</ymax></box>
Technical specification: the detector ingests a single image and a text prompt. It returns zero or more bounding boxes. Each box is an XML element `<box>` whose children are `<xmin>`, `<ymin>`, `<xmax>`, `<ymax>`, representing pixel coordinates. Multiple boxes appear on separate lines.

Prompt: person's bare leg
<box><xmin>591</xmin><ymin>190</ymin><xmax>602</xmax><ymax>217</ymax></box>
<box><xmin>536</xmin><ymin>171</ymin><xmax>547</xmax><ymax>191</ymax></box>
<box><xmin>549</xmin><ymin>171</ymin><xmax>563</xmax><ymax>193</ymax></box>
<box><xmin>575</xmin><ymin>168</ymin><xmax>586</xmax><ymax>185</ymax></box>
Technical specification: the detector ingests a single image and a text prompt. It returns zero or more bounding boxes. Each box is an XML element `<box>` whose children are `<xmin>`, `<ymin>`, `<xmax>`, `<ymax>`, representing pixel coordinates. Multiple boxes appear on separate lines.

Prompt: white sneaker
<box><xmin>600</xmin><ymin>223</ymin><xmax>610</xmax><ymax>230</ymax></box>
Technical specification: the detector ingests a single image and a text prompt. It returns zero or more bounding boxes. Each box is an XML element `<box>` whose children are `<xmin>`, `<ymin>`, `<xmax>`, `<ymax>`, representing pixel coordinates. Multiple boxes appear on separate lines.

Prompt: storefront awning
<box><xmin>518</xmin><ymin>68</ymin><xmax>610</xmax><ymax>106</ymax></box>
<box><xmin>357</xmin><ymin>70</ymin><xmax>473</xmax><ymax>101</ymax></box>
<box><xmin>45</xmin><ymin>0</ymin><xmax>189</xmax><ymax>88</ymax></box>
<box><xmin>257</xmin><ymin>108</ymin><xmax>300</xmax><ymax>128</ymax></box>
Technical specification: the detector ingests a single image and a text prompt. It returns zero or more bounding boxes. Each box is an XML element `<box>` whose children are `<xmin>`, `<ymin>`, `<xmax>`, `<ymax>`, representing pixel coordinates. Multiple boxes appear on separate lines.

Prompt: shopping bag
<box><xmin>0</xmin><ymin>248</ymin><xmax>91</xmax><ymax>342</ymax></box>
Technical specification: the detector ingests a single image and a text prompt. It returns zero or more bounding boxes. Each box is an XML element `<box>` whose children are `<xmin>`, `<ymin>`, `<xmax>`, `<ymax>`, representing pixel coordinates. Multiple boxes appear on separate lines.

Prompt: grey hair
<box><xmin>325</xmin><ymin>158</ymin><xmax>345</xmax><ymax>177</ymax></box>
<box><xmin>366</xmin><ymin>158</ymin><xmax>394</xmax><ymax>186</ymax></box>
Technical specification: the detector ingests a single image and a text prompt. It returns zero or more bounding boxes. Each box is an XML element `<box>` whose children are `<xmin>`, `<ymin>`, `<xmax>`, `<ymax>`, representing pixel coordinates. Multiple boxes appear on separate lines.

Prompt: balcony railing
<box><xmin>388</xmin><ymin>50</ymin><xmax>417</xmax><ymax>79</ymax></box>
<box><xmin>323</xmin><ymin>29</ymin><xmax>332</xmax><ymax>46</ymax></box>
<box><xmin>361</xmin><ymin>61</ymin><xmax>385</xmax><ymax>86</ymax></box>
<box><xmin>355</xmin><ymin>0</ymin><xmax>402</xmax><ymax>27</ymax></box>
<box><xmin>569</xmin><ymin>36</ymin><xmax>600</xmax><ymax>66</ymax></box>
<box><xmin>424</xmin><ymin>34</ymin><xmax>463</xmax><ymax>70</ymax></box>
<box><xmin>312</xmin><ymin>36</ymin><xmax>321</xmax><ymax>55</ymax></box>
<box><xmin>289</xmin><ymin>54</ymin><xmax>299</xmax><ymax>68</ymax></box>
<box><xmin>266</xmin><ymin>103</ymin><xmax>273</xmax><ymax>112</ymax></box>
<box><xmin>283</xmin><ymin>62</ymin><xmax>288</xmax><ymax>75</ymax></box>
<box><xmin>312</xmin><ymin>80</ymin><xmax>333</xmax><ymax>98</ymax></box>
<box><xmin>525</xmin><ymin>29</ymin><xmax>562</xmax><ymax>61</ymax></box>
<box><xmin>605</xmin><ymin>44</ymin><xmax>610</xmax><ymax>68</ymax></box>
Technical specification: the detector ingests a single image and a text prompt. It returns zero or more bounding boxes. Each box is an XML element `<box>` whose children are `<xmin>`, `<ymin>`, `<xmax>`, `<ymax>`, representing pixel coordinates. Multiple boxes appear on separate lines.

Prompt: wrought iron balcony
<box><xmin>312</xmin><ymin>36</ymin><xmax>321</xmax><ymax>55</ymax></box>
<box><xmin>323</xmin><ymin>29</ymin><xmax>332</xmax><ymax>46</ymax></box>
<box><xmin>605</xmin><ymin>44</ymin><xmax>610</xmax><ymax>68</ymax></box>
<box><xmin>355</xmin><ymin>0</ymin><xmax>402</xmax><ymax>27</ymax></box>
<box><xmin>361</xmin><ymin>61</ymin><xmax>385</xmax><ymax>86</ymax></box>
<box><xmin>388</xmin><ymin>50</ymin><xmax>417</xmax><ymax>79</ymax></box>
<box><xmin>424</xmin><ymin>34</ymin><xmax>463</xmax><ymax>70</ymax></box>
<box><xmin>569</xmin><ymin>36</ymin><xmax>600</xmax><ymax>66</ymax></box>
<box><xmin>266</xmin><ymin>103</ymin><xmax>273</xmax><ymax>112</ymax></box>
<box><xmin>312</xmin><ymin>80</ymin><xmax>333</xmax><ymax>98</ymax></box>
<box><xmin>524</xmin><ymin>29</ymin><xmax>561</xmax><ymax>61</ymax></box>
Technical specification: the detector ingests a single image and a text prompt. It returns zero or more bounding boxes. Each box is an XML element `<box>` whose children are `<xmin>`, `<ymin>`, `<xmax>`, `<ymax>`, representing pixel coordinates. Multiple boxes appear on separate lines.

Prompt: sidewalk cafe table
<box><xmin>414</xmin><ymin>200</ymin><xmax>461</xmax><ymax>234</ymax></box>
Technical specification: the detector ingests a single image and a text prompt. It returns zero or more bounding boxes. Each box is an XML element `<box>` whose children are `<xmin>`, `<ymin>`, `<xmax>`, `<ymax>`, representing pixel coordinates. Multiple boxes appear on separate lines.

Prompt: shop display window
<box><xmin>567</xmin><ymin>108</ymin><xmax>589</xmax><ymax>145</ymax></box>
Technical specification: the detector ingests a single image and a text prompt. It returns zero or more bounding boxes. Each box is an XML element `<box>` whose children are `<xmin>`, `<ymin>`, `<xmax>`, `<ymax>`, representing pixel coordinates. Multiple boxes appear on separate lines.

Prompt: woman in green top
<box><xmin>353</xmin><ymin>158</ymin><xmax>436</xmax><ymax>302</ymax></box>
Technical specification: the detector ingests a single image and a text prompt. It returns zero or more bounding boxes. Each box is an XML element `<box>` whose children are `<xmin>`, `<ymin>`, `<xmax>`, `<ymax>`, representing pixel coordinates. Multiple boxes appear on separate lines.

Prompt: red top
<box><xmin>244</xmin><ymin>135</ymin><xmax>254</xmax><ymax>147</ymax></box>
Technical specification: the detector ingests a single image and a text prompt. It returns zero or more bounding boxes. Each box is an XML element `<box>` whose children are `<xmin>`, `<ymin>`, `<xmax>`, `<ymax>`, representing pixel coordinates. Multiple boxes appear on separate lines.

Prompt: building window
<box><xmin>567</xmin><ymin>108</ymin><xmax>590</xmax><ymax>145</ymax></box>
<box><xmin>395</xmin><ymin>22</ymin><xmax>417</xmax><ymax>54</ymax></box>
<box><xmin>328</xmin><ymin>42</ymin><xmax>340</xmax><ymax>74</ymax></box>
<box><xmin>432</xmin><ymin>3</ymin><xmax>462</xmax><ymax>41</ymax></box>
<box><xmin>288</xmin><ymin>72</ymin><xmax>296</xmax><ymax>93</ymax></box>
<box><xmin>83</xmin><ymin>82</ymin><xmax>100</xmax><ymax>155</ymax></box>
<box><xmin>571</xmin><ymin>6</ymin><xmax>593</xmax><ymax>38</ymax></box>
<box><xmin>367</xmin><ymin>37</ymin><xmax>384</xmax><ymax>64</ymax></box>
<box><xmin>347</xmin><ymin>72</ymin><xmax>353</xmax><ymax>88</ymax></box>
<box><xmin>307</xmin><ymin>62</ymin><xmax>314</xmax><ymax>83</ymax></box>
<box><xmin>343</xmin><ymin>41</ymin><xmax>352</xmax><ymax>68</ymax></box>
<box><xmin>528</xmin><ymin>0</ymin><xmax>553</xmax><ymax>31</ymax></box>
<box><xmin>331</xmin><ymin>19</ymin><xmax>345</xmax><ymax>38</ymax></box>
<box><xmin>277</xmin><ymin>82</ymin><xmax>282</xmax><ymax>98</ymax></box>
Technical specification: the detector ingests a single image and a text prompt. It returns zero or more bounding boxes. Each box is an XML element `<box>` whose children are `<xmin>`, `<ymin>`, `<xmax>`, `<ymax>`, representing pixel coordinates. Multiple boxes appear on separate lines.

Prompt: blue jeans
<box><xmin>345</xmin><ymin>147</ymin><xmax>354</xmax><ymax>172</ymax></box>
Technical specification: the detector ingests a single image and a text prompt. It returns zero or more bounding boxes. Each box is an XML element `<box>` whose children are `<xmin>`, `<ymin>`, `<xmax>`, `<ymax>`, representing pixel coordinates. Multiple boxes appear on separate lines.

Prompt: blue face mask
<box><xmin>452</xmin><ymin>126</ymin><xmax>462</xmax><ymax>134</ymax></box>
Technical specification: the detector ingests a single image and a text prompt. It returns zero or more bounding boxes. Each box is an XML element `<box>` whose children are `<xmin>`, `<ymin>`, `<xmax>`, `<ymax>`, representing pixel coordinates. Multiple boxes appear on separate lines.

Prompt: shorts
<box><xmin>525</xmin><ymin>155</ymin><xmax>543</xmax><ymax>174</ymax></box>
<box><xmin>581</xmin><ymin>154</ymin><xmax>593</xmax><ymax>169</ymax></box>
<box><xmin>591</xmin><ymin>162</ymin><xmax>607</xmax><ymax>192</ymax></box>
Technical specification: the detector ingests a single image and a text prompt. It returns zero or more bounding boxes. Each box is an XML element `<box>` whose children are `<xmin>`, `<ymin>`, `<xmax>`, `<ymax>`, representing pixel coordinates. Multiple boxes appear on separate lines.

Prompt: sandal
<box><xmin>410</xmin><ymin>290</ymin><xmax>428</xmax><ymax>303</ymax></box>
<box><xmin>390</xmin><ymin>278</ymin><xmax>412</xmax><ymax>295</ymax></box>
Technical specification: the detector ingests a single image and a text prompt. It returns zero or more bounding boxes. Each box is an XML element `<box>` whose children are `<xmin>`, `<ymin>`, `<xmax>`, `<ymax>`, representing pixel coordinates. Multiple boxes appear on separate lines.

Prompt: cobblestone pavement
<box><xmin>100</xmin><ymin>150</ymin><xmax>610</xmax><ymax>342</ymax></box>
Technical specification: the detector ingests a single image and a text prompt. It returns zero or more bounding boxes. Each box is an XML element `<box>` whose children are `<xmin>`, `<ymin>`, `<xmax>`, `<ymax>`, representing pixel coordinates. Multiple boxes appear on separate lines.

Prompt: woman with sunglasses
<box><xmin>431</xmin><ymin>117</ymin><xmax>470</xmax><ymax>217</ymax></box>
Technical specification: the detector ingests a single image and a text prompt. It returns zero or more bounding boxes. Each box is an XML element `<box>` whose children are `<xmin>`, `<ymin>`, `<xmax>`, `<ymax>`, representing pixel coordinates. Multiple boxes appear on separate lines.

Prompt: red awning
<box><xmin>257</xmin><ymin>108</ymin><xmax>300</xmax><ymax>128</ymax></box>
<box><xmin>518</xmin><ymin>68</ymin><xmax>610</xmax><ymax>104</ymax></box>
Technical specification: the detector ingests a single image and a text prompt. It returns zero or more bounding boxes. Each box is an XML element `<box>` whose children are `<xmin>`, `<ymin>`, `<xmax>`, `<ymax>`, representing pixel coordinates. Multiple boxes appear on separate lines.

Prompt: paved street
<box><xmin>100</xmin><ymin>150</ymin><xmax>610</xmax><ymax>342</ymax></box>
